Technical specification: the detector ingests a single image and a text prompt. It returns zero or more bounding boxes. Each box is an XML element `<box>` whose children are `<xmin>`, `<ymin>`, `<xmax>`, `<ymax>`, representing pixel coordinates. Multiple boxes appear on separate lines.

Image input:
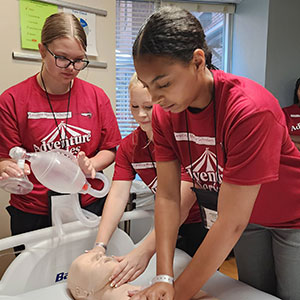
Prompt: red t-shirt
<box><xmin>282</xmin><ymin>104</ymin><xmax>300</xmax><ymax>135</ymax></box>
<box><xmin>153</xmin><ymin>70</ymin><xmax>300</xmax><ymax>228</ymax></box>
<box><xmin>0</xmin><ymin>75</ymin><xmax>121</xmax><ymax>214</ymax></box>
<box><xmin>113</xmin><ymin>126</ymin><xmax>201</xmax><ymax>224</ymax></box>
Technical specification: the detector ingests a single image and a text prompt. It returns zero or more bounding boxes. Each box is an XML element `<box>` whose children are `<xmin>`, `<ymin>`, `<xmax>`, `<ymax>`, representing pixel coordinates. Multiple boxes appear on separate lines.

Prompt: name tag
<box><xmin>202</xmin><ymin>207</ymin><xmax>218</xmax><ymax>229</ymax></box>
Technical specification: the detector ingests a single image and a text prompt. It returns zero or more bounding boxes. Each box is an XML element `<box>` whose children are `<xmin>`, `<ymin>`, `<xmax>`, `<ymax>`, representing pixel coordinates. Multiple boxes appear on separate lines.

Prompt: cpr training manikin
<box><xmin>67</xmin><ymin>251</ymin><xmax>218</xmax><ymax>300</ymax></box>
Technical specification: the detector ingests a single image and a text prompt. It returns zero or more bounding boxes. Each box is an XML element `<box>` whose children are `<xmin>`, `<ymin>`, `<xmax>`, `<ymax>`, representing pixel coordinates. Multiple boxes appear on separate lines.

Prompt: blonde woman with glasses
<box><xmin>0</xmin><ymin>12</ymin><xmax>121</xmax><ymax>253</ymax></box>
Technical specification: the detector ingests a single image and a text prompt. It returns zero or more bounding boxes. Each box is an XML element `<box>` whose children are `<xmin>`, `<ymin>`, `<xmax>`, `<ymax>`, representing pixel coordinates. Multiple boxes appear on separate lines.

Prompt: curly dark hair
<box><xmin>132</xmin><ymin>6</ymin><xmax>216</xmax><ymax>69</ymax></box>
<box><xmin>293</xmin><ymin>78</ymin><xmax>300</xmax><ymax>104</ymax></box>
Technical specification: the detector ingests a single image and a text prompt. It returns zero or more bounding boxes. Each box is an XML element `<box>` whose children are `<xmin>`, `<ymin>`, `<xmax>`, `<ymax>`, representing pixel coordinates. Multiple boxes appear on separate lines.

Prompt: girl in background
<box><xmin>282</xmin><ymin>78</ymin><xmax>300</xmax><ymax>150</ymax></box>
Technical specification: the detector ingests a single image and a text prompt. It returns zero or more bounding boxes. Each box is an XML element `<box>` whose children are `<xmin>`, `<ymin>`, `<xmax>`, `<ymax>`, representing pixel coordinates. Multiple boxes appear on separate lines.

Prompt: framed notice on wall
<box><xmin>63</xmin><ymin>8</ymin><xmax>98</xmax><ymax>56</ymax></box>
<box><xmin>20</xmin><ymin>0</ymin><xmax>58</xmax><ymax>50</ymax></box>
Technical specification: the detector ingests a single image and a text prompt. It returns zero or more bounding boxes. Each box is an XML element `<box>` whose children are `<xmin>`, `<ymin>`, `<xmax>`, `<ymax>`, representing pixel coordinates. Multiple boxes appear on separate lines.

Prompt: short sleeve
<box><xmin>98</xmin><ymin>91</ymin><xmax>121</xmax><ymax>150</ymax></box>
<box><xmin>0</xmin><ymin>92</ymin><xmax>21</xmax><ymax>158</ymax></box>
<box><xmin>152</xmin><ymin>105</ymin><xmax>177</xmax><ymax>162</ymax></box>
<box><xmin>113</xmin><ymin>141</ymin><xmax>136</xmax><ymax>181</ymax></box>
<box><xmin>223</xmin><ymin>111</ymin><xmax>284</xmax><ymax>185</ymax></box>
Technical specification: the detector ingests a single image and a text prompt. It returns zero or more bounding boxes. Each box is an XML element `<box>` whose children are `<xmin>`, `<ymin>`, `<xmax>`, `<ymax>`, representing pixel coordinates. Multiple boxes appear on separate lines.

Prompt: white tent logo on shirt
<box><xmin>131</xmin><ymin>162</ymin><xmax>157</xmax><ymax>193</ymax></box>
<box><xmin>186</xmin><ymin>148</ymin><xmax>223</xmax><ymax>191</ymax></box>
<box><xmin>42</xmin><ymin>121</ymin><xmax>91</xmax><ymax>142</ymax></box>
<box><xmin>33</xmin><ymin>121</ymin><xmax>91</xmax><ymax>153</ymax></box>
<box><xmin>190</xmin><ymin>148</ymin><xmax>223</xmax><ymax>173</ymax></box>
<box><xmin>148</xmin><ymin>176</ymin><xmax>157</xmax><ymax>194</ymax></box>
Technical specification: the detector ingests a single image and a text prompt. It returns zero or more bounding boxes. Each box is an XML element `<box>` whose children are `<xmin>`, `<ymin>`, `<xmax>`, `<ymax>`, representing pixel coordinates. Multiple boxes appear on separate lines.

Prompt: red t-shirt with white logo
<box><xmin>0</xmin><ymin>75</ymin><xmax>121</xmax><ymax>214</ymax></box>
<box><xmin>153</xmin><ymin>70</ymin><xmax>300</xmax><ymax>228</ymax></box>
<box><xmin>282</xmin><ymin>104</ymin><xmax>300</xmax><ymax>135</ymax></box>
<box><xmin>113</xmin><ymin>126</ymin><xmax>201</xmax><ymax>224</ymax></box>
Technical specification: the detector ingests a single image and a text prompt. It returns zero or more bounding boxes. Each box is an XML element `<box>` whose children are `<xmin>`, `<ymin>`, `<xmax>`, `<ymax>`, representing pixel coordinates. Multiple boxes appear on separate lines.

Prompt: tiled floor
<box><xmin>219</xmin><ymin>257</ymin><xmax>238</xmax><ymax>280</ymax></box>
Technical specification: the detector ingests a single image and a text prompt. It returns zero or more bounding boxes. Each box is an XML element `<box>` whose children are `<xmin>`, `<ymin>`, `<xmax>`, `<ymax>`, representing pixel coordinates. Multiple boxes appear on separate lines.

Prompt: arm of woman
<box><xmin>77</xmin><ymin>148</ymin><xmax>116</xmax><ymax>178</ymax></box>
<box><xmin>174</xmin><ymin>182</ymin><xmax>261</xmax><ymax>300</ymax></box>
<box><xmin>96</xmin><ymin>177</ymin><xmax>156</xmax><ymax>288</ymax></box>
<box><xmin>90</xmin><ymin>148</ymin><xmax>117</xmax><ymax>171</ymax></box>
<box><xmin>130</xmin><ymin>159</ymin><xmax>182</xmax><ymax>300</ymax></box>
<box><xmin>130</xmin><ymin>181</ymin><xmax>260</xmax><ymax>300</ymax></box>
<box><xmin>180</xmin><ymin>180</ymin><xmax>197</xmax><ymax>221</ymax></box>
<box><xmin>94</xmin><ymin>180</ymin><xmax>132</xmax><ymax>250</ymax></box>
<box><xmin>111</xmin><ymin>179</ymin><xmax>196</xmax><ymax>288</ymax></box>
<box><xmin>155</xmin><ymin>160</ymin><xmax>182</xmax><ymax>277</ymax></box>
<box><xmin>110</xmin><ymin>229</ymin><xmax>157</xmax><ymax>287</ymax></box>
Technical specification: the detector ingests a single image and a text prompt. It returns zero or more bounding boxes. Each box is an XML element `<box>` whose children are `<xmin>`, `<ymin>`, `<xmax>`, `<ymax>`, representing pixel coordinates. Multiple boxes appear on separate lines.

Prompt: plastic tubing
<box><xmin>86</xmin><ymin>172</ymin><xmax>110</xmax><ymax>198</ymax></box>
<box><xmin>71</xmin><ymin>194</ymin><xmax>100</xmax><ymax>228</ymax></box>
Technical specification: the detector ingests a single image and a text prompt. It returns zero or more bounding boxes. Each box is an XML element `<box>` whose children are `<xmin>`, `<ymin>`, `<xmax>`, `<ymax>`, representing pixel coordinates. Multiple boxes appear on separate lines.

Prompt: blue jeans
<box><xmin>234</xmin><ymin>223</ymin><xmax>300</xmax><ymax>300</ymax></box>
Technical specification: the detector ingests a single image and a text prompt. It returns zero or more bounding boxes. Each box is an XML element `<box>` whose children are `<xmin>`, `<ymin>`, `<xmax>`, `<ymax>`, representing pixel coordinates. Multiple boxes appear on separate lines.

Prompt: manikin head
<box><xmin>67</xmin><ymin>251</ymin><xmax>138</xmax><ymax>300</ymax></box>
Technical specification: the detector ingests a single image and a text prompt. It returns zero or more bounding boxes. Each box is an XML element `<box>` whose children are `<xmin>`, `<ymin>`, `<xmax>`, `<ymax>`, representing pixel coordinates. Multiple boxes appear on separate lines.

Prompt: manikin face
<box><xmin>130</xmin><ymin>83</ymin><xmax>153</xmax><ymax>133</ymax></box>
<box><xmin>134</xmin><ymin>53</ymin><xmax>208</xmax><ymax>113</ymax></box>
<box><xmin>39</xmin><ymin>37</ymin><xmax>85</xmax><ymax>85</ymax></box>
<box><xmin>67</xmin><ymin>251</ymin><xmax>117</xmax><ymax>299</ymax></box>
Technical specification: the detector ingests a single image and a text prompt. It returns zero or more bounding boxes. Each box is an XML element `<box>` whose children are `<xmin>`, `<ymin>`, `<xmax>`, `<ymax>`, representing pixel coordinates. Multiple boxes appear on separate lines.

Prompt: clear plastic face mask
<box><xmin>0</xmin><ymin>148</ymin><xmax>33</xmax><ymax>194</ymax></box>
<box><xmin>0</xmin><ymin>177</ymin><xmax>33</xmax><ymax>194</ymax></box>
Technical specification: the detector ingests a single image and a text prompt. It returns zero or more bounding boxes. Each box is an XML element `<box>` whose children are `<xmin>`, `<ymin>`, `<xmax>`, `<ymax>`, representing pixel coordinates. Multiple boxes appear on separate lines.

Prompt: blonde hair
<box><xmin>128</xmin><ymin>72</ymin><xmax>144</xmax><ymax>91</ymax></box>
<box><xmin>41</xmin><ymin>12</ymin><xmax>87</xmax><ymax>51</ymax></box>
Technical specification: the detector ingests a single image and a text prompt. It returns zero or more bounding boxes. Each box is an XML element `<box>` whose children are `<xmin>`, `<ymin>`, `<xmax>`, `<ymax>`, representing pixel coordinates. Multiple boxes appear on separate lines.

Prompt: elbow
<box><xmin>232</xmin><ymin>221</ymin><xmax>248</xmax><ymax>236</ymax></box>
<box><xmin>217</xmin><ymin>215</ymin><xmax>249</xmax><ymax>238</ymax></box>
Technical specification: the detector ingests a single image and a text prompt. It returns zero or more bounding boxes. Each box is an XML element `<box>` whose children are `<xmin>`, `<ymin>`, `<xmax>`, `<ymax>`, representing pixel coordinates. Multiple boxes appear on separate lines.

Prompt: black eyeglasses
<box><xmin>44</xmin><ymin>44</ymin><xmax>89</xmax><ymax>71</ymax></box>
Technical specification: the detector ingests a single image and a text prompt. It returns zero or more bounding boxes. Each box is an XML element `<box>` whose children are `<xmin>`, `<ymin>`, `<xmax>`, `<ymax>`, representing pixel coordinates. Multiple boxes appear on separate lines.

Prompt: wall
<box><xmin>232</xmin><ymin>0</ymin><xmax>300</xmax><ymax>107</ymax></box>
<box><xmin>0</xmin><ymin>0</ymin><xmax>116</xmax><ymax>277</ymax></box>
<box><xmin>231</xmin><ymin>0</ymin><xmax>269</xmax><ymax>86</ymax></box>
<box><xmin>265</xmin><ymin>0</ymin><xmax>300</xmax><ymax>106</ymax></box>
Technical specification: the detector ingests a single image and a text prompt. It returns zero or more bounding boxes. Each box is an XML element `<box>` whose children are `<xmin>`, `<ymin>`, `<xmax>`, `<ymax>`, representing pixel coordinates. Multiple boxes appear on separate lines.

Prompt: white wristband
<box><xmin>94</xmin><ymin>242</ymin><xmax>107</xmax><ymax>251</ymax></box>
<box><xmin>151</xmin><ymin>275</ymin><xmax>174</xmax><ymax>286</ymax></box>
